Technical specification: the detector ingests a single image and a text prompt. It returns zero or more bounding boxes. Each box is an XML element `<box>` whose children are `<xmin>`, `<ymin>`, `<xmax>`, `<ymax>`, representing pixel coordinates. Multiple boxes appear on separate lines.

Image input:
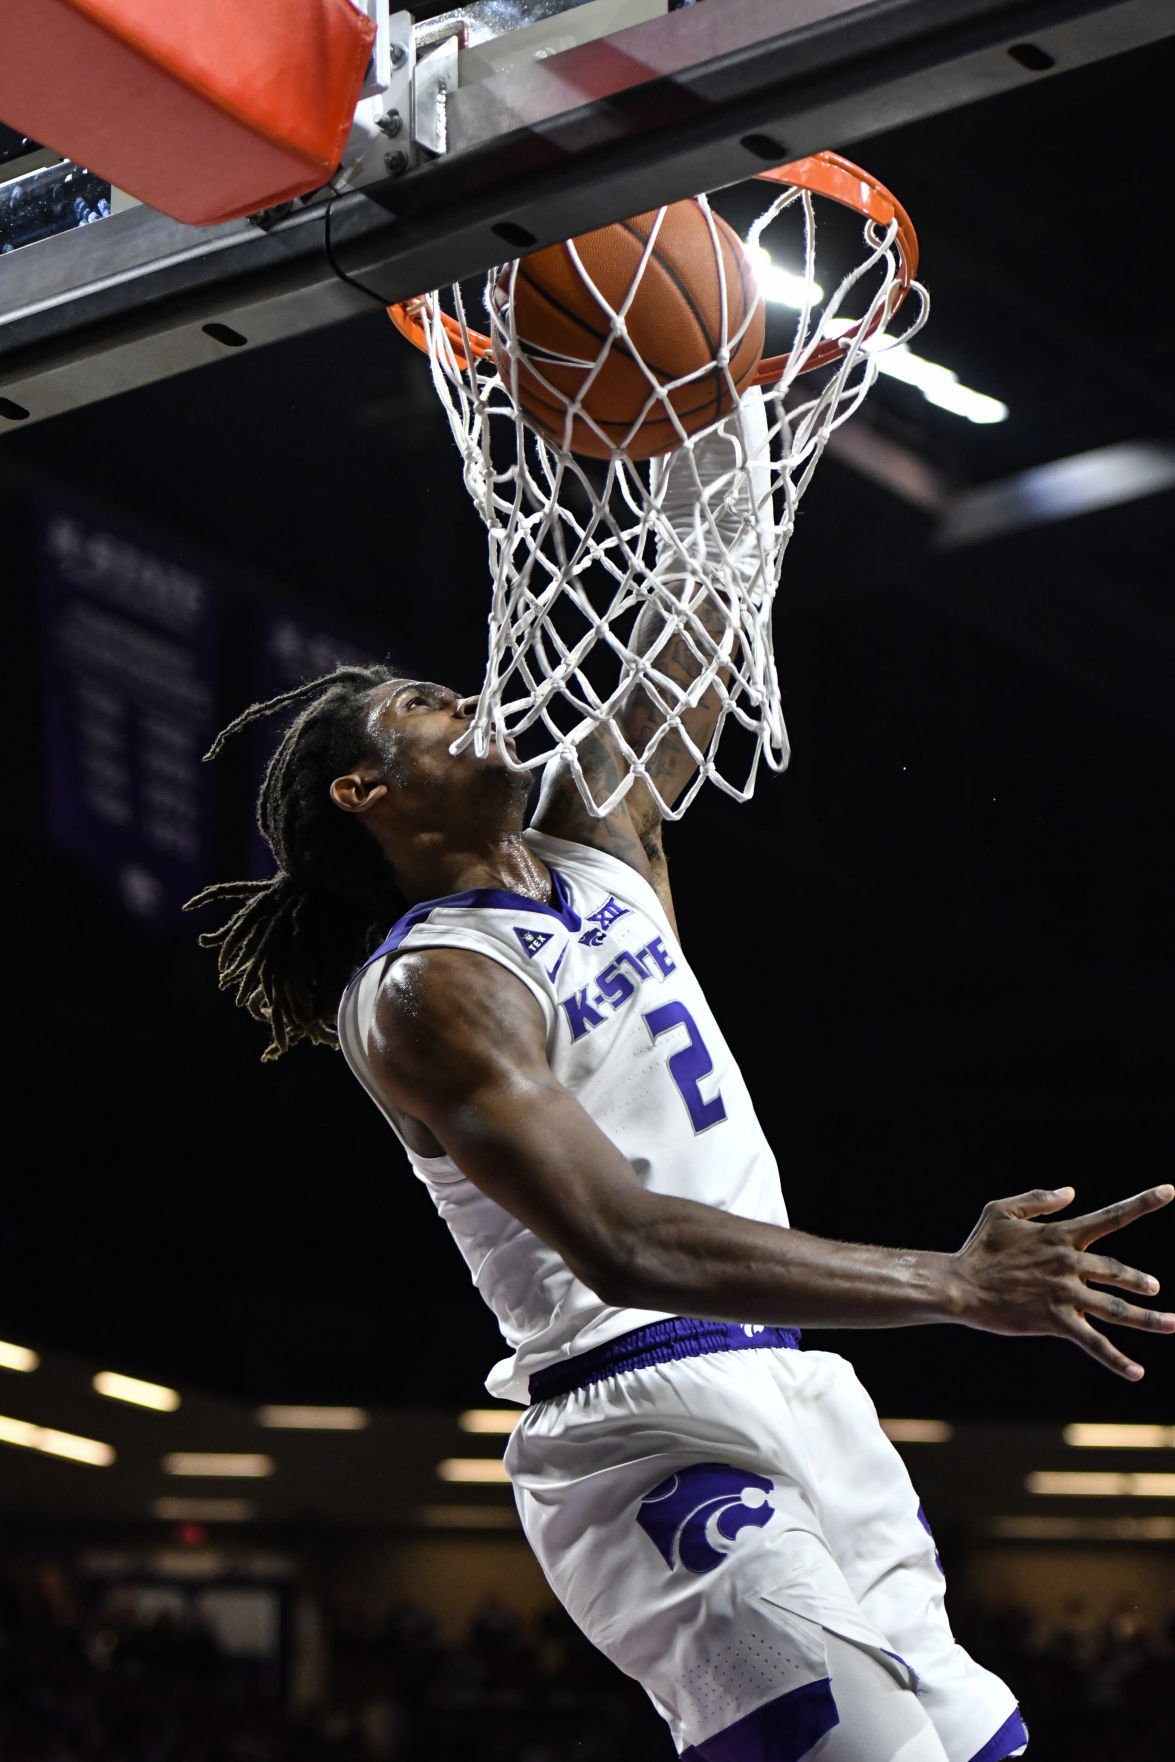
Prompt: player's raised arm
<box><xmin>615</xmin><ymin>383</ymin><xmax>778</xmax><ymax>824</ymax></box>
<box><xmin>371</xmin><ymin>947</ymin><xmax>1174</xmax><ymax>1380</ymax></box>
<box><xmin>532</xmin><ymin>388</ymin><xmax>774</xmax><ymax>904</ymax></box>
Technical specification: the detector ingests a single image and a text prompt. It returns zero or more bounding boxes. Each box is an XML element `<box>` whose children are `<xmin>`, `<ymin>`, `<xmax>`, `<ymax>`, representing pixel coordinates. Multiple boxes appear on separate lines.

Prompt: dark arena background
<box><xmin>1</xmin><ymin>4</ymin><xmax>1172</xmax><ymax>1760</ymax></box>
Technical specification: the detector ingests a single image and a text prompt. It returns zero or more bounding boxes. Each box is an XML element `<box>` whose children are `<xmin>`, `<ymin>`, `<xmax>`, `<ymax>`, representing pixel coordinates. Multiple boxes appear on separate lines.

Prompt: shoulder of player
<box><xmin>370</xmin><ymin>947</ymin><xmax>550</xmax><ymax>1102</ymax></box>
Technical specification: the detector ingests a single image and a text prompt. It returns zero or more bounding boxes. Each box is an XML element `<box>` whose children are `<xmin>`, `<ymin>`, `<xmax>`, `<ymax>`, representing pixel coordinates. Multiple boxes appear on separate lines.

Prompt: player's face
<box><xmin>365</xmin><ymin>678</ymin><xmax>517</xmax><ymax>782</ymax></box>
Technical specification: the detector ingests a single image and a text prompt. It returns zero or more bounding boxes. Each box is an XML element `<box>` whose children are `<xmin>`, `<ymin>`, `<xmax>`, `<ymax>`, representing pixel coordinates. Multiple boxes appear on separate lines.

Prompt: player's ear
<box><xmin>330</xmin><ymin>770</ymin><xmax>389</xmax><ymax>815</ymax></box>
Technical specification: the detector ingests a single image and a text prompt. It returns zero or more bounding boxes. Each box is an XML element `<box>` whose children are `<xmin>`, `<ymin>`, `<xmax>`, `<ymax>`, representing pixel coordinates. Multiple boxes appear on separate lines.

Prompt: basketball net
<box><xmin>389</xmin><ymin>154</ymin><xmax>928</xmax><ymax>819</ymax></box>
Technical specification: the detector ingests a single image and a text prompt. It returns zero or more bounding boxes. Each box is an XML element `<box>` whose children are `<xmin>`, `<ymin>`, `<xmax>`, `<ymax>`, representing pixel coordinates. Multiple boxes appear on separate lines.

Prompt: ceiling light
<box><xmin>0</xmin><ymin>1340</ymin><xmax>39</xmax><ymax>1373</ymax></box>
<box><xmin>874</xmin><ymin>343</ymin><xmax>1009</xmax><ymax>424</ymax></box>
<box><xmin>436</xmin><ymin>1457</ymin><xmax>512</xmax><ymax>1484</ymax></box>
<box><xmin>1063</xmin><ymin>1423</ymin><xmax>1175</xmax><ymax>1449</ymax></box>
<box><xmin>0</xmin><ymin>1412</ymin><xmax>114</xmax><ymax>1466</ymax></box>
<box><xmin>94</xmin><ymin>1371</ymin><xmax>180</xmax><ymax>1411</ymax></box>
<box><xmin>823</xmin><ymin>319</ymin><xmax>1008</xmax><ymax>425</ymax></box>
<box><xmin>417</xmin><ymin>1506</ymin><xmax>521</xmax><ymax>1528</ymax></box>
<box><xmin>937</xmin><ymin>441</ymin><xmax>1175</xmax><ymax>547</ymax></box>
<box><xmin>881</xmin><ymin>1419</ymin><xmax>954</xmax><ymax>1443</ymax></box>
<box><xmin>990</xmin><ymin>1515</ymin><xmax>1175</xmax><ymax>1542</ymax></box>
<box><xmin>153</xmin><ymin>1498</ymin><xmax>254</xmax><ymax>1522</ymax></box>
<box><xmin>749</xmin><ymin>267</ymin><xmax>1009</xmax><ymax>423</ymax></box>
<box><xmin>458</xmin><ymin>1409</ymin><xmax>520</xmax><ymax>1434</ymax></box>
<box><xmin>162</xmin><ymin>1453</ymin><xmax>274</xmax><ymax>1477</ymax></box>
<box><xmin>748</xmin><ymin>244</ymin><xmax>824</xmax><ymax>309</ymax></box>
<box><xmin>1027</xmin><ymin>1471</ymin><xmax>1175</xmax><ymax>1498</ymax></box>
<box><xmin>255</xmin><ymin>1406</ymin><xmax>370</xmax><ymax>1429</ymax></box>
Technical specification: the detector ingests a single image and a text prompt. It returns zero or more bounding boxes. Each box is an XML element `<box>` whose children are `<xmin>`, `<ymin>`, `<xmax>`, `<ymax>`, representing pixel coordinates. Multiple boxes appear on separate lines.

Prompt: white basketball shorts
<box><xmin>506</xmin><ymin>1320</ymin><xmax>1026</xmax><ymax>1762</ymax></box>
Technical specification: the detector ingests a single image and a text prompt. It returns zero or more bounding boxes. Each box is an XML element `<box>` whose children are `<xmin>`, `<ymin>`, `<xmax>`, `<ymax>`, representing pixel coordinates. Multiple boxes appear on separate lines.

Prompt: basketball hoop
<box><xmin>389</xmin><ymin>154</ymin><xmax>919</xmax><ymax>380</ymax></box>
<box><xmin>387</xmin><ymin>152</ymin><xmax>928</xmax><ymax>819</ymax></box>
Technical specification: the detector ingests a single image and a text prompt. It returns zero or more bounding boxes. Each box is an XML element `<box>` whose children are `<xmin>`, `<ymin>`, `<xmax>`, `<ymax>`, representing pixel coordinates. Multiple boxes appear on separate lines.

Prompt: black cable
<box><xmin>322</xmin><ymin>188</ymin><xmax>399</xmax><ymax>310</ymax></box>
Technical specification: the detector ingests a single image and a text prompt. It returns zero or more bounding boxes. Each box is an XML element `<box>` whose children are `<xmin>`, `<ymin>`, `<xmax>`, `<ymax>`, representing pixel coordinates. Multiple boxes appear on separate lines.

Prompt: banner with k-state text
<box><xmin>37</xmin><ymin>498</ymin><xmax>226</xmax><ymax>929</ymax></box>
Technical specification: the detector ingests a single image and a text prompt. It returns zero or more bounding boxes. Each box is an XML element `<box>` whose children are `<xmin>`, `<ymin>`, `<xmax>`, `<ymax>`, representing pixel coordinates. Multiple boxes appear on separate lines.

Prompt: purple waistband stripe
<box><xmin>528</xmin><ymin>1316</ymin><xmax>802</xmax><ymax>1404</ymax></box>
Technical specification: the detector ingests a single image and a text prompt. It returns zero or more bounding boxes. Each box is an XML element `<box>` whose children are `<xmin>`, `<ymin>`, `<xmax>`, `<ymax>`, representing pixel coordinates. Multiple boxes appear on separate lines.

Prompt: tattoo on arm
<box><xmin>539</xmin><ymin>725</ymin><xmax>652</xmax><ymax>865</ymax></box>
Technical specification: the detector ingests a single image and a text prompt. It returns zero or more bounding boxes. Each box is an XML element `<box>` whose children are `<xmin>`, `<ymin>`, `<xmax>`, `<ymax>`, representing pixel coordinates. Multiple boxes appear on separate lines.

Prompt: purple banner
<box><xmin>37</xmin><ymin>500</ymin><xmax>225</xmax><ymax>929</ymax></box>
<box><xmin>251</xmin><ymin>606</ymin><xmax>383</xmax><ymax>703</ymax></box>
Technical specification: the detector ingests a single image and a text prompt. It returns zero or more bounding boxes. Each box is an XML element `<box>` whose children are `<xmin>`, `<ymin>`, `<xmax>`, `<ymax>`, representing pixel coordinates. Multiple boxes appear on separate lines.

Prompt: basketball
<box><xmin>490</xmin><ymin>200</ymin><xmax>766</xmax><ymax>461</ymax></box>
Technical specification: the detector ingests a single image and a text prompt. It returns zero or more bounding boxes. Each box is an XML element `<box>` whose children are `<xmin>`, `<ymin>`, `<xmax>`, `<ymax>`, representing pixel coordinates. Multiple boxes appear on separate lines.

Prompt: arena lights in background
<box><xmin>162</xmin><ymin>1453</ymin><xmax>275</xmax><ymax>1478</ymax></box>
<box><xmin>880</xmin><ymin>1420</ymin><xmax>954</xmax><ymax>1444</ymax></box>
<box><xmin>751</xmin><ymin>247</ymin><xmax>1007</xmax><ymax>425</ymax></box>
<box><xmin>1063</xmin><ymin>1423</ymin><xmax>1175</xmax><ymax>1449</ymax></box>
<box><xmin>1027</xmin><ymin>1471</ymin><xmax>1175</xmax><ymax>1498</ymax></box>
<box><xmin>866</xmin><ymin>339</ymin><xmax>1008</xmax><ymax>426</ymax></box>
<box><xmin>436</xmin><ymin>1458</ymin><xmax>512</xmax><ymax>1484</ymax></box>
<box><xmin>748</xmin><ymin>248</ymin><xmax>825</xmax><ymax>310</ymax></box>
<box><xmin>0</xmin><ymin>1414</ymin><xmax>114</xmax><ymax>1466</ymax></box>
<box><xmin>93</xmin><ymin>1371</ymin><xmax>180</xmax><ymax>1411</ymax></box>
<box><xmin>417</xmin><ymin>1506</ymin><xmax>520</xmax><ymax>1529</ymax></box>
<box><xmin>255</xmin><ymin>1405</ymin><xmax>370</xmax><ymax>1429</ymax></box>
<box><xmin>459</xmin><ymin>1409</ymin><xmax>520</xmax><ymax>1434</ymax></box>
<box><xmin>990</xmin><ymin>1516</ymin><xmax>1175</xmax><ymax>1542</ymax></box>
<box><xmin>0</xmin><ymin>1340</ymin><xmax>39</xmax><ymax>1373</ymax></box>
<box><xmin>153</xmin><ymin>1497</ymin><xmax>255</xmax><ymax>1522</ymax></box>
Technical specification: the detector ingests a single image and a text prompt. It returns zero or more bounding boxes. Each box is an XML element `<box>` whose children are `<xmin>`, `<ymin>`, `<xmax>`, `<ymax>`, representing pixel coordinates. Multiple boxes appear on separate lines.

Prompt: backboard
<box><xmin>1</xmin><ymin>0</ymin><xmax>1170</xmax><ymax>430</ymax></box>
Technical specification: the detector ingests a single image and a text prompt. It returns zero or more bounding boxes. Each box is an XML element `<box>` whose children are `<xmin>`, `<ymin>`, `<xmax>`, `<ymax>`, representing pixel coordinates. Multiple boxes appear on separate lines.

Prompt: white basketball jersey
<box><xmin>337</xmin><ymin>828</ymin><xmax>789</xmax><ymax>1403</ymax></box>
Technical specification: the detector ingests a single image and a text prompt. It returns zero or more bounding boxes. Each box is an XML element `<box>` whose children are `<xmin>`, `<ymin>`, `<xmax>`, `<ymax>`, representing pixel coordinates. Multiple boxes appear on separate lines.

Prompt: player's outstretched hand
<box><xmin>952</xmin><ymin>1184</ymin><xmax>1175</xmax><ymax>1379</ymax></box>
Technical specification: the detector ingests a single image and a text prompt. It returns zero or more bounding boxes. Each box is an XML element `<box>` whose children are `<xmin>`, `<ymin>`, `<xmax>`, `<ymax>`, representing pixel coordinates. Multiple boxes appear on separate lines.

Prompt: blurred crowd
<box><xmin>0</xmin><ymin>1564</ymin><xmax>660</xmax><ymax>1762</ymax></box>
<box><xmin>0</xmin><ymin>1561</ymin><xmax>1171</xmax><ymax>1761</ymax></box>
<box><xmin>959</xmin><ymin>1597</ymin><xmax>1174</xmax><ymax>1762</ymax></box>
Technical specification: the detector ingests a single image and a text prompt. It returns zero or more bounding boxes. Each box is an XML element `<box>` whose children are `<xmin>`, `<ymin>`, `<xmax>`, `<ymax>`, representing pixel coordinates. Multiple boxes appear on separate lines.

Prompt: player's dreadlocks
<box><xmin>186</xmin><ymin>664</ymin><xmax>406</xmax><ymax>1062</ymax></box>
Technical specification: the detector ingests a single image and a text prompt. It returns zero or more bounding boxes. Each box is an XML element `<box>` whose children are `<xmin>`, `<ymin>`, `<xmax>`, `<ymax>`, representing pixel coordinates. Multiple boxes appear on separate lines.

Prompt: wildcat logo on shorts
<box><xmin>636</xmin><ymin>1463</ymin><xmax>775</xmax><ymax>1574</ymax></box>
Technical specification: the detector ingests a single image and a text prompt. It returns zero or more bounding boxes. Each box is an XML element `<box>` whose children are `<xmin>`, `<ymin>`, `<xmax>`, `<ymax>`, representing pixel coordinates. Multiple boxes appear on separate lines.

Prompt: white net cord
<box><xmin>414</xmin><ymin>181</ymin><xmax>928</xmax><ymax>819</ymax></box>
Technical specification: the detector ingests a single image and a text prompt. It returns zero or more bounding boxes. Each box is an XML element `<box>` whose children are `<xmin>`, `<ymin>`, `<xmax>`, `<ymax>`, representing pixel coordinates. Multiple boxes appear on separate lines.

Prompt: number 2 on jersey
<box><xmin>643</xmin><ymin>1001</ymin><xmax>728</xmax><ymax>1134</ymax></box>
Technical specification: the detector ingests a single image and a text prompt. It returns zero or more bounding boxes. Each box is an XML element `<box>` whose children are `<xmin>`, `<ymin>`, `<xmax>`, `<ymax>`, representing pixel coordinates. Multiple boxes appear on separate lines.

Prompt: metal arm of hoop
<box><xmin>385</xmin><ymin>151</ymin><xmax>920</xmax><ymax>380</ymax></box>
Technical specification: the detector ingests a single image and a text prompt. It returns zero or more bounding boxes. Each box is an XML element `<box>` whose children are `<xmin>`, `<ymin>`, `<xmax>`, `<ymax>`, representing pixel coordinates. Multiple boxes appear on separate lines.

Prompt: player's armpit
<box><xmin>367</xmin><ymin>947</ymin><xmax>658</xmax><ymax>1300</ymax></box>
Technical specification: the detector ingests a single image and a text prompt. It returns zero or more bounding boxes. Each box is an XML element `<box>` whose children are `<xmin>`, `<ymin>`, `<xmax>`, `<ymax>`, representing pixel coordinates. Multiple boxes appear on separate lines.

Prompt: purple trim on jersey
<box><xmin>880</xmin><ymin>1648</ymin><xmax>914</xmax><ymax>1680</ymax></box>
<box><xmin>916</xmin><ymin>1503</ymin><xmax>945</xmax><ymax>1574</ymax></box>
<box><xmin>680</xmin><ymin>1676</ymin><xmax>837</xmax><ymax>1762</ymax></box>
<box><xmin>966</xmin><ymin>1708</ymin><xmax>1028</xmax><ymax>1762</ymax></box>
<box><xmin>356</xmin><ymin>867</ymin><xmax>581</xmax><ymax>974</ymax></box>
<box><xmin>528</xmin><ymin>1316</ymin><xmax>801</xmax><ymax>1404</ymax></box>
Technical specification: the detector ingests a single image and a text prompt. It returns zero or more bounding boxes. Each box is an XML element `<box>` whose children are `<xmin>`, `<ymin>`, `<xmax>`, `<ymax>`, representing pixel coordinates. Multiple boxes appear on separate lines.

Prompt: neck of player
<box><xmin>380</xmin><ymin>822</ymin><xmax>551</xmax><ymax>910</ymax></box>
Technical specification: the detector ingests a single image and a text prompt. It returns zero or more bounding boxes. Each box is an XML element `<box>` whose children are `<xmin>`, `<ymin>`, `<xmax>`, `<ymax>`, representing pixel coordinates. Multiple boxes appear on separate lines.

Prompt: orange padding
<box><xmin>0</xmin><ymin>0</ymin><xmax>376</xmax><ymax>225</ymax></box>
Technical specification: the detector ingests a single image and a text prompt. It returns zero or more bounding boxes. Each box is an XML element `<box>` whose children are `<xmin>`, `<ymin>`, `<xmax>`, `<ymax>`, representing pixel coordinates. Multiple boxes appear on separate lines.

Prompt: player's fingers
<box><xmin>1080</xmin><ymin>1289</ymin><xmax>1175</xmax><ymax>1334</ymax></box>
<box><xmin>1065</xmin><ymin>1184</ymin><xmax>1175</xmax><ymax>1248</ymax></box>
<box><xmin>1065</xmin><ymin>1316</ymin><xmax>1145</xmax><ymax>1381</ymax></box>
<box><xmin>1081</xmin><ymin>1255</ymin><xmax>1161</xmax><ymax>1296</ymax></box>
<box><xmin>989</xmin><ymin>1186</ymin><xmax>1076</xmax><ymax>1221</ymax></box>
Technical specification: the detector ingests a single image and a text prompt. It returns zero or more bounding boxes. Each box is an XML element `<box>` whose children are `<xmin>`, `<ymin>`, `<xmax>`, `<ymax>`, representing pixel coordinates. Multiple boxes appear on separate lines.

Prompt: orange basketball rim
<box><xmin>387</xmin><ymin>152</ymin><xmax>920</xmax><ymax>380</ymax></box>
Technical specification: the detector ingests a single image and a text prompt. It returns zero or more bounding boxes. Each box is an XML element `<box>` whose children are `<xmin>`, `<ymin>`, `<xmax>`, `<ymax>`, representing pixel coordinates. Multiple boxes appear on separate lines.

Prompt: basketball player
<box><xmin>191</xmin><ymin>401</ymin><xmax>1173</xmax><ymax>1762</ymax></box>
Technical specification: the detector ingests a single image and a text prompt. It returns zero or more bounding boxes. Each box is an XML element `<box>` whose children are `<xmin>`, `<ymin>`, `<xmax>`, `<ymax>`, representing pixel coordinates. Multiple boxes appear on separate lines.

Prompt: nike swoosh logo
<box><xmin>546</xmin><ymin>945</ymin><xmax>568</xmax><ymax>982</ymax></box>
